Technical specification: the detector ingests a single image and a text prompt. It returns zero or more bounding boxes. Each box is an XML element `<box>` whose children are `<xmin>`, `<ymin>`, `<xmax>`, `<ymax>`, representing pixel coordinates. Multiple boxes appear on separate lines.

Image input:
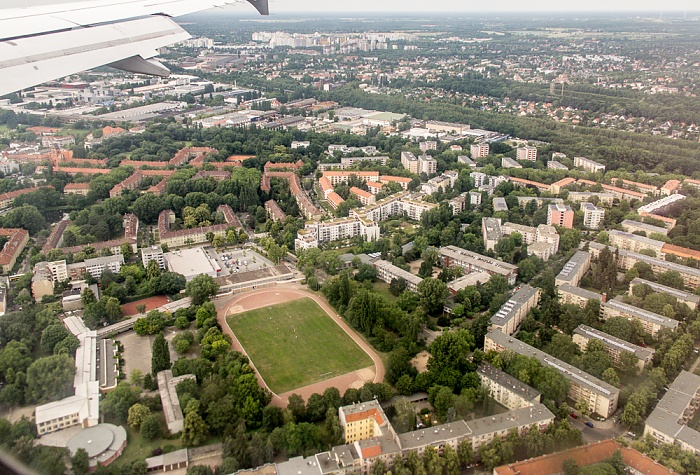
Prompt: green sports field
<box><xmin>226</xmin><ymin>298</ymin><xmax>373</xmax><ymax>394</ymax></box>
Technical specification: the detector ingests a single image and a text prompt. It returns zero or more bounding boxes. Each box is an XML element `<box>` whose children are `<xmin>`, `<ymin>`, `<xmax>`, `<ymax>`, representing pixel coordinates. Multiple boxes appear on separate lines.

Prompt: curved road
<box><xmin>216</xmin><ymin>285</ymin><xmax>385</xmax><ymax>407</ymax></box>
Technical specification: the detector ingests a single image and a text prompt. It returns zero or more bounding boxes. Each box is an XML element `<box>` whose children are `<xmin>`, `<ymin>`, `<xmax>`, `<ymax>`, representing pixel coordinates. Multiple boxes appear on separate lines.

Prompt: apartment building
<box><xmin>265</xmin><ymin>199</ymin><xmax>287</xmax><ymax>222</ymax></box>
<box><xmin>339</xmin><ymin>400</ymin><xmax>391</xmax><ymax>444</ymax></box>
<box><xmin>477</xmin><ymin>363</ymin><xmax>541</xmax><ymax>410</ymax></box>
<box><xmin>589</xmin><ymin>242</ymin><xmax>700</xmax><ymax>290</ymax></box>
<box><xmin>516</xmin><ymin>196</ymin><xmax>564</xmax><ymax>208</ymax></box>
<box><xmin>566</xmin><ymin>192</ymin><xmax>614</xmax><ymax>206</ymax></box>
<box><xmin>629</xmin><ymin>278</ymin><xmax>699</xmax><ymax>310</ymax></box>
<box><xmin>418</xmin><ymin>155</ymin><xmax>437</xmax><ymax>175</ymax></box>
<box><xmin>517</xmin><ymin>146</ymin><xmax>537</xmax><ymax>162</ymax></box>
<box><xmin>447</xmin><ymin>271</ymin><xmax>491</xmax><ymax>294</ymax></box>
<box><xmin>490</xmin><ymin>285</ymin><xmax>541</xmax><ymax>335</ymax></box>
<box><xmin>661</xmin><ymin>179</ymin><xmax>681</xmax><ymax>196</ymax></box>
<box><xmin>573</xmin><ymin>325</ymin><xmax>654</xmax><ymax>371</ymax></box>
<box><xmin>157</xmin><ymin>206</ymin><xmax>234</xmax><ymax>249</ymax></box>
<box><xmin>141</xmin><ymin>246</ymin><xmax>165</xmax><ymax>270</ymax></box>
<box><xmin>469</xmin><ymin>191</ymin><xmax>482</xmax><ymax>206</ymax></box>
<box><xmin>63</xmin><ymin>183</ymin><xmax>90</xmax><ymax>196</ymax></box>
<box><xmin>601</xmin><ymin>296</ymin><xmax>679</xmax><ymax>336</ymax></box>
<box><xmin>322</xmin><ymin>171</ymin><xmax>381</xmax><ymax>186</ymax></box>
<box><xmin>573</xmin><ymin>156</ymin><xmax>606</xmax><ymax>173</ymax></box>
<box><xmin>419</xmin><ymin>141</ymin><xmax>437</xmax><ymax>151</ymax></box>
<box><xmin>482</xmin><ymin>217</ymin><xmax>503</xmax><ymax>251</ymax></box>
<box><xmin>400</xmin><ymin>151</ymin><xmax>419</xmax><ymax>173</ymax></box>
<box><xmin>608</xmin><ymin>230</ymin><xmax>665</xmax><ymax>256</ymax></box>
<box><xmin>581</xmin><ymin>202</ymin><xmax>605</xmax><ymax>229</ymax></box>
<box><xmin>485</xmin><ymin>331</ymin><xmax>619</xmax><ymax>418</ymax></box>
<box><xmin>501</xmin><ymin>156</ymin><xmax>522</xmax><ymax>169</ymax></box>
<box><xmin>471</xmin><ymin>143</ymin><xmax>490</xmax><ymax>158</ymax></box>
<box><xmin>458</xmin><ymin>156</ymin><xmax>476</xmax><ymax>167</ymax></box>
<box><xmin>547</xmin><ymin>160</ymin><xmax>569</xmax><ymax>171</ymax></box>
<box><xmin>0</xmin><ymin>186</ymin><xmax>53</xmax><ymax>209</ymax></box>
<box><xmin>644</xmin><ymin>371</ymin><xmax>700</xmax><ymax>456</ymax></box>
<box><xmin>84</xmin><ymin>255</ymin><xmax>124</xmax><ymax>279</ymax></box>
<box><xmin>366</xmin><ymin>181</ymin><xmax>384</xmax><ymax>195</ymax></box>
<box><xmin>295</xmin><ymin>218</ymin><xmax>380</xmax><ymax>251</ymax></box>
<box><xmin>493</xmin><ymin>197</ymin><xmax>509</xmax><ymax>212</ymax></box>
<box><xmin>557</xmin><ymin>284</ymin><xmax>602</xmax><ymax>308</ymax></box>
<box><xmin>327</xmin><ymin>192</ymin><xmax>345</xmax><ymax>210</ymax></box>
<box><xmin>377</xmin><ymin>176</ymin><xmax>411</xmax><ymax>191</ymax></box>
<box><xmin>547</xmin><ymin>203</ymin><xmax>574</xmax><ymax>228</ymax></box>
<box><xmin>448</xmin><ymin>193</ymin><xmax>468</xmax><ymax>215</ymax></box>
<box><xmin>32</xmin><ymin>260</ymin><xmax>69</xmax><ymax>299</ymax></box>
<box><xmin>500</xmin><ymin>222</ymin><xmax>560</xmax><ymax>260</ymax></box>
<box><xmin>555</xmin><ymin>251</ymin><xmax>591</xmax><ymax>287</ymax></box>
<box><xmin>621</xmin><ymin>219</ymin><xmax>668</xmax><ymax>237</ymax></box>
<box><xmin>0</xmin><ymin>228</ymin><xmax>29</xmax><ymax>274</ymax></box>
<box><xmin>440</xmin><ymin>245</ymin><xmax>518</xmax><ymax>285</ymax></box>
<box><xmin>467</xmin><ymin>404</ymin><xmax>554</xmax><ymax>451</ymax></box>
<box><xmin>373</xmin><ymin>259</ymin><xmax>422</xmax><ymax>292</ymax></box>
<box><xmin>637</xmin><ymin>194</ymin><xmax>686</xmax><ymax>215</ymax></box>
<box><xmin>422</xmin><ymin>173</ymin><xmax>455</xmax><ymax>195</ymax></box>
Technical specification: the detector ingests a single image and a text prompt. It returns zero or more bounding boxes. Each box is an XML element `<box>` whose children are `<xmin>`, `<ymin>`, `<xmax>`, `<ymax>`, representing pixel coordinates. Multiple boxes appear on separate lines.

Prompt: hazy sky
<box><xmin>5</xmin><ymin>0</ymin><xmax>699</xmax><ymax>13</ymax></box>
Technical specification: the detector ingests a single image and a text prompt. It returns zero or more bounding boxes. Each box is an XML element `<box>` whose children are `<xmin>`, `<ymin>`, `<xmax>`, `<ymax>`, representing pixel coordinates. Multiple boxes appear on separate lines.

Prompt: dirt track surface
<box><xmin>216</xmin><ymin>285</ymin><xmax>385</xmax><ymax>407</ymax></box>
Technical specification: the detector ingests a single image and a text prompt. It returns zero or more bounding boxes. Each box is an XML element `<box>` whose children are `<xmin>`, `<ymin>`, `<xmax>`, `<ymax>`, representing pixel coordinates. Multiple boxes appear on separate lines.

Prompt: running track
<box><xmin>215</xmin><ymin>285</ymin><xmax>385</xmax><ymax>408</ymax></box>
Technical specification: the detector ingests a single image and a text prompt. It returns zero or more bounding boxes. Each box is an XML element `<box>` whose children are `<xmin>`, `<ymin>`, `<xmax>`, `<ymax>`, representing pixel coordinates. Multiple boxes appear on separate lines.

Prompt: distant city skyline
<box><xmin>6</xmin><ymin>0</ymin><xmax>700</xmax><ymax>13</ymax></box>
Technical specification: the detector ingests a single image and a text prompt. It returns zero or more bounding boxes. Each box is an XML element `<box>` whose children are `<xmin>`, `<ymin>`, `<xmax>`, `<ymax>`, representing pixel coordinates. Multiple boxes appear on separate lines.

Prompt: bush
<box><xmin>141</xmin><ymin>414</ymin><xmax>162</xmax><ymax>440</ymax></box>
<box><xmin>174</xmin><ymin>316</ymin><xmax>190</xmax><ymax>329</ymax></box>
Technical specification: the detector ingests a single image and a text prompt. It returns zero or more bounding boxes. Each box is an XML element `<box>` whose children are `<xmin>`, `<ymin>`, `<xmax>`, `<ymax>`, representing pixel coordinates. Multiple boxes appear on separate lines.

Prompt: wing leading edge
<box><xmin>0</xmin><ymin>0</ymin><xmax>269</xmax><ymax>96</ymax></box>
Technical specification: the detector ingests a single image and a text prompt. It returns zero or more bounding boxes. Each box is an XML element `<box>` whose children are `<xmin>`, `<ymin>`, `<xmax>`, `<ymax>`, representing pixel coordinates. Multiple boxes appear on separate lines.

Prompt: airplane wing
<box><xmin>0</xmin><ymin>0</ymin><xmax>269</xmax><ymax>96</ymax></box>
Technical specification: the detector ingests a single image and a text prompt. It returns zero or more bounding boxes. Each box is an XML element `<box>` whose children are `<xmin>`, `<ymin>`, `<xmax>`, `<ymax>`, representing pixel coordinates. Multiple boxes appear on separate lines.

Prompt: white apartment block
<box><xmin>547</xmin><ymin>160</ymin><xmax>569</xmax><ymax>170</ymax></box>
<box><xmin>621</xmin><ymin>220</ymin><xmax>669</xmax><ymax>237</ymax></box>
<box><xmin>629</xmin><ymin>278</ymin><xmax>699</xmax><ymax>310</ymax></box>
<box><xmin>485</xmin><ymin>331</ymin><xmax>620</xmax><ymax>418</ymax></box>
<box><xmin>601</xmin><ymin>296</ymin><xmax>679</xmax><ymax>336</ymax></box>
<box><xmin>574</xmin><ymin>156</ymin><xmax>606</xmax><ymax>173</ymax></box>
<box><xmin>418</xmin><ymin>155</ymin><xmax>437</xmax><ymax>175</ymax></box>
<box><xmin>477</xmin><ymin>363</ymin><xmax>541</xmax><ymax>410</ymax></box>
<box><xmin>517</xmin><ymin>146</ymin><xmax>537</xmax><ymax>161</ymax></box>
<box><xmin>573</xmin><ymin>325</ymin><xmax>654</xmax><ymax>371</ymax></box>
<box><xmin>84</xmin><ymin>255</ymin><xmax>124</xmax><ymax>279</ymax></box>
<box><xmin>295</xmin><ymin>218</ymin><xmax>380</xmax><ymax>251</ymax></box>
<box><xmin>471</xmin><ymin>143</ymin><xmax>490</xmax><ymax>158</ymax></box>
<box><xmin>141</xmin><ymin>246</ymin><xmax>165</xmax><ymax>270</ymax></box>
<box><xmin>373</xmin><ymin>259</ymin><xmax>422</xmax><ymax>292</ymax></box>
<box><xmin>501</xmin><ymin>156</ymin><xmax>522</xmax><ymax>169</ymax></box>
<box><xmin>557</xmin><ymin>284</ymin><xmax>603</xmax><ymax>308</ymax></box>
<box><xmin>490</xmin><ymin>285</ymin><xmax>541</xmax><ymax>335</ymax></box>
<box><xmin>581</xmin><ymin>202</ymin><xmax>605</xmax><ymax>229</ymax></box>
<box><xmin>589</xmin><ymin>242</ymin><xmax>700</xmax><ymax>290</ymax></box>
<box><xmin>469</xmin><ymin>191</ymin><xmax>482</xmax><ymax>206</ymax></box>
<box><xmin>419</xmin><ymin>141</ymin><xmax>437</xmax><ymax>151</ymax></box>
<box><xmin>440</xmin><ymin>245</ymin><xmax>518</xmax><ymax>285</ymax></box>
<box><xmin>555</xmin><ymin>251</ymin><xmax>591</xmax><ymax>287</ymax></box>
<box><xmin>644</xmin><ymin>371</ymin><xmax>700</xmax><ymax>456</ymax></box>
<box><xmin>608</xmin><ymin>230</ymin><xmax>665</xmax><ymax>256</ymax></box>
<box><xmin>400</xmin><ymin>151</ymin><xmax>419</xmax><ymax>174</ymax></box>
<box><xmin>567</xmin><ymin>192</ymin><xmax>614</xmax><ymax>206</ymax></box>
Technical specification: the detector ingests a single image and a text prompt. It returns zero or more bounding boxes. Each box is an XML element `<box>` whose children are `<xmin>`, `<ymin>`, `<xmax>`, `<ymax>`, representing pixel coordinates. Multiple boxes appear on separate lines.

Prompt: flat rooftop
<box><xmin>164</xmin><ymin>247</ymin><xmax>217</xmax><ymax>278</ymax></box>
<box><xmin>557</xmin><ymin>283</ymin><xmax>603</xmax><ymax>302</ymax></box>
<box><xmin>556</xmin><ymin>251</ymin><xmax>591</xmax><ymax>284</ymax></box>
<box><xmin>605</xmin><ymin>297</ymin><xmax>679</xmax><ymax>329</ymax></box>
<box><xmin>486</xmin><ymin>331</ymin><xmax>619</xmax><ymax>399</ymax></box>
<box><xmin>574</xmin><ymin>325</ymin><xmax>654</xmax><ymax>361</ymax></box>
<box><xmin>467</xmin><ymin>403</ymin><xmax>554</xmax><ymax>437</ymax></box>
<box><xmin>630</xmin><ymin>278</ymin><xmax>700</xmax><ymax>305</ymax></box>
<box><xmin>645</xmin><ymin>371</ymin><xmax>700</xmax><ymax>452</ymax></box>
<box><xmin>490</xmin><ymin>285</ymin><xmax>539</xmax><ymax>328</ymax></box>
<box><xmin>478</xmin><ymin>362</ymin><xmax>541</xmax><ymax>402</ymax></box>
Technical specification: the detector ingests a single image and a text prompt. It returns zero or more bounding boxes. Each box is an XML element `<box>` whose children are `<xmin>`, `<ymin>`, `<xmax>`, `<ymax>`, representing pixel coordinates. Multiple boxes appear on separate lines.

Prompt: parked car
<box><xmin>585</xmin><ymin>422</ymin><xmax>594</xmax><ymax>428</ymax></box>
<box><xmin>569</xmin><ymin>413</ymin><xmax>578</xmax><ymax>419</ymax></box>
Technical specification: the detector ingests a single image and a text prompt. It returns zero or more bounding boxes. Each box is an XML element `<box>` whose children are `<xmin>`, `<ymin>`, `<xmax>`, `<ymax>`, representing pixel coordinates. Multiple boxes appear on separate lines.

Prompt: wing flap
<box><xmin>0</xmin><ymin>16</ymin><xmax>190</xmax><ymax>96</ymax></box>
<box><xmin>0</xmin><ymin>0</ymin><xmax>250</xmax><ymax>41</ymax></box>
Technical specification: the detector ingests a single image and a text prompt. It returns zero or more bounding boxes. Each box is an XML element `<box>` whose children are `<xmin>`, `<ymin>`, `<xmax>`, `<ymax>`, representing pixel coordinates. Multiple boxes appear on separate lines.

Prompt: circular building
<box><xmin>67</xmin><ymin>423</ymin><xmax>127</xmax><ymax>470</ymax></box>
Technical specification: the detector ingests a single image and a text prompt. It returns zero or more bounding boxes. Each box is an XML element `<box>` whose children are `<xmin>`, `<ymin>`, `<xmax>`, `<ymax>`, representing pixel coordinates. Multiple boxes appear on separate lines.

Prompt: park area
<box><xmin>226</xmin><ymin>297</ymin><xmax>372</xmax><ymax>394</ymax></box>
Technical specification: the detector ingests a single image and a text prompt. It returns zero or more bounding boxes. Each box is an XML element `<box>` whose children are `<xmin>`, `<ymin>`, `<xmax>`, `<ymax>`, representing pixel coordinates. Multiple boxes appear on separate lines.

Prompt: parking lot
<box><xmin>207</xmin><ymin>247</ymin><xmax>275</xmax><ymax>277</ymax></box>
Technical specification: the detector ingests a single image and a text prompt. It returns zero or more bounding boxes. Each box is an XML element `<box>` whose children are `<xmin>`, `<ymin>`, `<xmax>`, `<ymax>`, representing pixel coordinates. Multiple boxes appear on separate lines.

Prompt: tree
<box><xmin>101</xmin><ymin>383</ymin><xmax>141</xmax><ymax>423</ymax></box>
<box><xmin>182</xmin><ymin>400</ymin><xmax>208</xmax><ymax>446</ymax></box>
<box><xmin>104</xmin><ymin>296</ymin><xmax>123</xmax><ymax>323</ymax></box>
<box><xmin>39</xmin><ymin>324</ymin><xmax>71</xmax><ymax>354</ymax></box>
<box><xmin>186</xmin><ymin>274</ymin><xmax>220</xmax><ymax>305</ymax></box>
<box><xmin>81</xmin><ymin>287</ymin><xmax>97</xmax><ymax>306</ymax></box>
<box><xmin>136</xmin><ymin>304</ymin><xmax>147</xmax><ymax>315</ymax></box>
<box><xmin>418</xmin><ymin>278</ymin><xmax>449</xmax><ymax>315</ymax></box>
<box><xmin>26</xmin><ymin>354</ymin><xmax>75</xmax><ymax>403</ymax></box>
<box><xmin>386</xmin><ymin>348</ymin><xmax>417</xmax><ymax>385</ymax></box>
<box><xmin>127</xmin><ymin>403</ymin><xmax>151</xmax><ymax>429</ymax></box>
<box><xmin>151</xmin><ymin>333</ymin><xmax>171</xmax><ymax>376</ymax></box>
<box><xmin>389</xmin><ymin>277</ymin><xmax>407</xmax><ymax>296</ymax></box>
<box><xmin>120</xmin><ymin>242</ymin><xmax>134</xmax><ymax>260</ymax></box>
<box><xmin>602</xmin><ymin>368</ymin><xmax>621</xmax><ymax>387</ymax></box>
<box><xmin>140</xmin><ymin>414</ymin><xmax>162</xmax><ymax>440</ymax></box>
<box><xmin>71</xmin><ymin>448</ymin><xmax>90</xmax><ymax>475</ymax></box>
<box><xmin>427</xmin><ymin>329</ymin><xmax>476</xmax><ymax>390</ymax></box>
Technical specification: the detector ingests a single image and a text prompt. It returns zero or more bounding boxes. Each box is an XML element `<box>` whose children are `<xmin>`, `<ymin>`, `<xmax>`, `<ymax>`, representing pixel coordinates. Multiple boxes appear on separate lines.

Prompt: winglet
<box><xmin>247</xmin><ymin>0</ymin><xmax>269</xmax><ymax>15</ymax></box>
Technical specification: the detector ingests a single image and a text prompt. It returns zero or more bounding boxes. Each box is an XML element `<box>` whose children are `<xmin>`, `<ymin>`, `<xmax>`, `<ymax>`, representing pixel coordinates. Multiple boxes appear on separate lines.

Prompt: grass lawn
<box><xmin>373</xmin><ymin>281</ymin><xmax>397</xmax><ymax>302</ymax></box>
<box><xmin>112</xmin><ymin>426</ymin><xmax>182</xmax><ymax>469</ymax></box>
<box><xmin>227</xmin><ymin>298</ymin><xmax>372</xmax><ymax>394</ymax></box>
